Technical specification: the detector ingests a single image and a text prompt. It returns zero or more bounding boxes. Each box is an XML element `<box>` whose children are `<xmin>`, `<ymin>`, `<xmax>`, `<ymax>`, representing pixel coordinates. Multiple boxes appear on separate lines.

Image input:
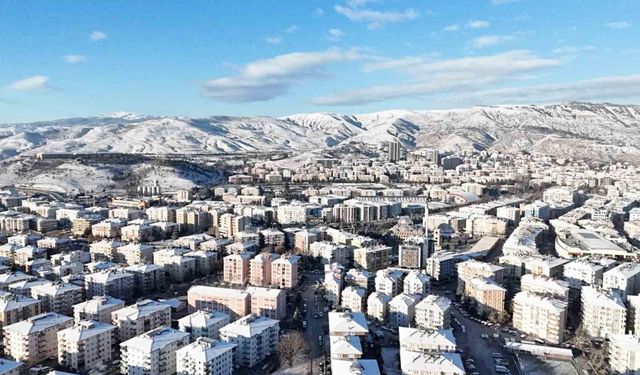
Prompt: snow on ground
<box><xmin>138</xmin><ymin>165</ymin><xmax>222</xmax><ymax>191</ymax></box>
<box><xmin>29</xmin><ymin>163</ymin><xmax>115</xmax><ymax>194</ymax></box>
<box><xmin>518</xmin><ymin>354</ymin><xmax>579</xmax><ymax>375</ymax></box>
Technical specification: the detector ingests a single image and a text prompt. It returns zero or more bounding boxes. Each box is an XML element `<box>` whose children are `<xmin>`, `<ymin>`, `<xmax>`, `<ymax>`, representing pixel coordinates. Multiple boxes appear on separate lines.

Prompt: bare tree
<box><xmin>277</xmin><ymin>331</ymin><xmax>310</xmax><ymax>368</ymax></box>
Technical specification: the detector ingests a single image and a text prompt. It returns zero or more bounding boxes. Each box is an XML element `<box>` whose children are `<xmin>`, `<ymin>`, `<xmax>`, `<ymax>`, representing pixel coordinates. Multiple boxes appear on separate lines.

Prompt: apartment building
<box><xmin>176</xmin><ymin>337</ymin><xmax>236</xmax><ymax>375</ymax></box>
<box><xmin>398</xmin><ymin>237</ymin><xmax>432</xmax><ymax>269</ymax></box>
<box><xmin>512</xmin><ymin>291</ymin><xmax>568</xmax><ymax>344</ymax></box>
<box><xmin>3</xmin><ymin>312</ymin><xmax>74</xmax><ymax>365</ymax></box>
<box><xmin>403</xmin><ymin>270</ymin><xmax>430</xmax><ymax>296</ymax></box>
<box><xmin>345</xmin><ymin>269</ymin><xmax>375</xmax><ymax>294</ymax></box>
<box><xmin>399</xmin><ymin>326</ymin><xmax>457</xmax><ymax>353</ymax></box>
<box><xmin>153</xmin><ymin>248</ymin><xmax>196</xmax><ymax>283</ymax></box>
<box><xmin>329</xmin><ymin>335</ymin><xmax>363</xmax><ymax>360</ymax></box>
<box><xmin>72</xmin><ymin>295</ymin><xmax>125</xmax><ymax>324</ymax></box>
<box><xmin>353</xmin><ymin>246</ymin><xmax>390</xmax><ymax>272</ymax></box>
<box><xmin>111</xmin><ymin>299</ymin><xmax>172</xmax><ymax>342</ymax></box>
<box><xmin>249</xmin><ymin>253</ymin><xmax>277</xmax><ymax>287</ymax></box>
<box><xmin>120</xmin><ymin>327</ymin><xmax>190</xmax><ymax>375</ymax></box>
<box><xmin>223</xmin><ymin>252</ymin><xmax>254</xmax><ymax>285</ymax></box>
<box><xmin>520</xmin><ymin>274</ymin><xmax>570</xmax><ymax>301</ymax></box>
<box><xmin>388</xmin><ymin>293</ymin><xmax>420</xmax><ymax>328</ymax></box>
<box><xmin>341</xmin><ymin>286</ymin><xmax>366</xmax><ymax>313</ymax></box>
<box><xmin>184</xmin><ymin>250</ymin><xmax>218</xmax><ymax>276</ymax></box>
<box><xmin>259</xmin><ymin>229</ymin><xmax>285</xmax><ymax>247</ymax></box>
<box><xmin>329</xmin><ymin>311</ymin><xmax>369</xmax><ymax>337</ymax></box>
<box><xmin>456</xmin><ymin>259</ymin><xmax>504</xmax><ymax>295</ymax></box>
<box><xmin>115</xmin><ymin>243</ymin><xmax>154</xmax><ymax>266</ymax></box>
<box><xmin>603</xmin><ymin>262</ymin><xmax>640</xmax><ymax>299</ymax></box>
<box><xmin>271</xmin><ymin>255</ymin><xmax>300</xmax><ymax>289</ymax></box>
<box><xmin>187</xmin><ymin>286</ymin><xmax>250</xmax><ymax>320</ymax></box>
<box><xmin>219</xmin><ymin>314</ymin><xmax>280</xmax><ymax>368</ymax></box>
<box><xmin>146</xmin><ymin>206</ymin><xmax>177</xmax><ymax>223</ymax></box>
<box><xmin>609</xmin><ymin>334</ymin><xmax>640</xmax><ymax>375</ymax></box>
<box><xmin>0</xmin><ymin>359</ymin><xmax>21</xmax><ymax>375</ymax></box>
<box><xmin>84</xmin><ymin>270</ymin><xmax>135</xmax><ymax>301</ymax></box>
<box><xmin>57</xmin><ymin>320</ymin><xmax>117</xmax><ymax>373</ymax></box>
<box><xmin>30</xmin><ymin>282</ymin><xmax>83</xmax><ymax>316</ymax></box>
<box><xmin>366</xmin><ymin>292</ymin><xmax>391</xmax><ymax>322</ymax></box>
<box><xmin>628</xmin><ymin>295</ymin><xmax>640</xmax><ymax>336</ymax></box>
<box><xmin>464</xmin><ymin>277</ymin><xmax>506</xmax><ymax>315</ymax></box>
<box><xmin>246</xmin><ymin>286</ymin><xmax>286</xmax><ymax>319</ymax></box>
<box><xmin>0</xmin><ymin>293</ymin><xmax>42</xmax><ymax>328</ymax></box>
<box><xmin>563</xmin><ymin>259</ymin><xmax>605</xmax><ymax>292</ymax></box>
<box><xmin>415</xmin><ymin>295</ymin><xmax>452</xmax><ymax>330</ymax></box>
<box><xmin>325</xmin><ymin>271</ymin><xmax>343</xmax><ymax>307</ymax></box>
<box><xmin>375</xmin><ymin>270</ymin><xmax>404</xmax><ymax>297</ymax></box>
<box><xmin>178</xmin><ymin>310</ymin><xmax>230</xmax><ymax>340</ymax></box>
<box><xmin>580</xmin><ymin>286</ymin><xmax>626</xmax><ymax>338</ymax></box>
<box><xmin>124</xmin><ymin>264</ymin><xmax>166</xmax><ymax>295</ymax></box>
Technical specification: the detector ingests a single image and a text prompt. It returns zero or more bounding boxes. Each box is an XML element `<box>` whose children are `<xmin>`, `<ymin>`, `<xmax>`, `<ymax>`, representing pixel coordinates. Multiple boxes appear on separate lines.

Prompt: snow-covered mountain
<box><xmin>2</xmin><ymin>102</ymin><xmax>640</xmax><ymax>162</ymax></box>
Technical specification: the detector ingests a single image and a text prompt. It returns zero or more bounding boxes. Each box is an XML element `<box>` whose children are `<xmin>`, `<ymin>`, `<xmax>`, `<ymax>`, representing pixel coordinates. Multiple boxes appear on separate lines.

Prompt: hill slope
<box><xmin>1</xmin><ymin>102</ymin><xmax>639</xmax><ymax>162</ymax></box>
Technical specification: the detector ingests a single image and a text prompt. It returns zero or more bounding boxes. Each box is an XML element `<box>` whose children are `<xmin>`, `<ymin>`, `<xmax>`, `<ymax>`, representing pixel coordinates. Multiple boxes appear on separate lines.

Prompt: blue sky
<box><xmin>1</xmin><ymin>0</ymin><xmax>639</xmax><ymax>122</ymax></box>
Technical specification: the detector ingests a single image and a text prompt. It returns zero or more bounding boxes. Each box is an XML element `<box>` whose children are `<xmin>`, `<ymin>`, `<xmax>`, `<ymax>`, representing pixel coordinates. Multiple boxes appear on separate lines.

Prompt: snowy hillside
<box><xmin>1</xmin><ymin>102</ymin><xmax>640</xmax><ymax>161</ymax></box>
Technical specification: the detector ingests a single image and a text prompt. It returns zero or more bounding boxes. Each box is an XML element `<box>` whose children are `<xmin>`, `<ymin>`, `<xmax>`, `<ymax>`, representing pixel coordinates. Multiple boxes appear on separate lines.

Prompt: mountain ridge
<box><xmin>1</xmin><ymin>102</ymin><xmax>640</xmax><ymax>162</ymax></box>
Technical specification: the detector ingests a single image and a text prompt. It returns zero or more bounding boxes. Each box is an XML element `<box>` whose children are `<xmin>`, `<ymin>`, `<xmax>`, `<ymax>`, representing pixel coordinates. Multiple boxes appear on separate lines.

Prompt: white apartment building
<box><xmin>84</xmin><ymin>270</ymin><xmax>135</xmax><ymax>301</ymax></box>
<box><xmin>456</xmin><ymin>259</ymin><xmax>504</xmax><ymax>295</ymax></box>
<box><xmin>30</xmin><ymin>282</ymin><xmax>83</xmax><ymax>316</ymax></box>
<box><xmin>512</xmin><ymin>291</ymin><xmax>568</xmax><ymax>344</ymax></box>
<box><xmin>176</xmin><ymin>337</ymin><xmax>236</xmax><ymax>375</ymax></box>
<box><xmin>403</xmin><ymin>270</ymin><xmax>430</xmax><ymax>296</ymax></box>
<box><xmin>520</xmin><ymin>274</ymin><xmax>570</xmax><ymax>301</ymax></box>
<box><xmin>120</xmin><ymin>327</ymin><xmax>190</xmax><ymax>375</ymax></box>
<box><xmin>603</xmin><ymin>262</ymin><xmax>640</xmax><ymax>299</ymax></box>
<box><xmin>0</xmin><ymin>293</ymin><xmax>42</xmax><ymax>327</ymax></box>
<box><xmin>388</xmin><ymin>293</ymin><xmax>420</xmax><ymax>328</ymax></box>
<box><xmin>609</xmin><ymin>334</ymin><xmax>640</xmax><ymax>375</ymax></box>
<box><xmin>178</xmin><ymin>310</ymin><xmax>230</xmax><ymax>340</ymax></box>
<box><xmin>330</xmin><ymin>335</ymin><xmax>363</xmax><ymax>360</ymax></box>
<box><xmin>57</xmin><ymin>320</ymin><xmax>117</xmax><ymax>373</ymax></box>
<box><xmin>324</xmin><ymin>271</ymin><xmax>343</xmax><ymax>307</ymax></box>
<box><xmin>329</xmin><ymin>311</ymin><xmax>369</xmax><ymax>337</ymax></box>
<box><xmin>563</xmin><ymin>259</ymin><xmax>605</xmax><ymax>291</ymax></box>
<box><xmin>73</xmin><ymin>295</ymin><xmax>125</xmax><ymax>324</ymax></box>
<box><xmin>415</xmin><ymin>295</ymin><xmax>451</xmax><ymax>330</ymax></box>
<box><xmin>219</xmin><ymin>314</ymin><xmax>280</xmax><ymax>368</ymax></box>
<box><xmin>3</xmin><ymin>312</ymin><xmax>74</xmax><ymax>365</ymax></box>
<box><xmin>366</xmin><ymin>292</ymin><xmax>391</xmax><ymax>322</ymax></box>
<box><xmin>0</xmin><ymin>359</ymin><xmax>21</xmax><ymax>375</ymax></box>
<box><xmin>111</xmin><ymin>299</ymin><xmax>172</xmax><ymax>342</ymax></box>
<box><xmin>399</xmin><ymin>326</ymin><xmax>457</xmax><ymax>353</ymax></box>
<box><xmin>375</xmin><ymin>270</ymin><xmax>404</xmax><ymax>297</ymax></box>
<box><xmin>116</xmin><ymin>243</ymin><xmax>154</xmax><ymax>266</ymax></box>
<box><xmin>580</xmin><ymin>286</ymin><xmax>626</xmax><ymax>338</ymax></box>
<box><xmin>310</xmin><ymin>241</ymin><xmax>353</xmax><ymax>265</ymax></box>
<box><xmin>341</xmin><ymin>286</ymin><xmax>366</xmax><ymax>313</ymax></box>
<box><xmin>153</xmin><ymin>248</ymin><xmax>197</xmax><ymax>283</ymax></box>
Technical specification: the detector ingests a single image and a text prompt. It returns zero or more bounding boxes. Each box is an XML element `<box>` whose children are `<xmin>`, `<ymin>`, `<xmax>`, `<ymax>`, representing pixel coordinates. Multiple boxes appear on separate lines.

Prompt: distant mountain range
<box><xmin>2</xmin><ymin>102</ymin><xmax>640</xmax><ymax>162</ymax></box>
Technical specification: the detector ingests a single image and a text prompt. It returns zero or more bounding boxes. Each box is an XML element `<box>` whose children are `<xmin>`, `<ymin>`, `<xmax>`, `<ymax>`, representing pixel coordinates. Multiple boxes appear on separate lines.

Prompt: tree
<box><xmin>277</xmin><ymin>331</ymin><xmax>309</xmax><ymax>367</ymax></box>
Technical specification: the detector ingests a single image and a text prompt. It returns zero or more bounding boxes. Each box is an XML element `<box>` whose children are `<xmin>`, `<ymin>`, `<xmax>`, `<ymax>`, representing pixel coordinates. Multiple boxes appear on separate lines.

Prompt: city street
<box><xmin>300</xmin><ymin>272</ymin><xmax>329</xmax><ymax>375</ymax></box>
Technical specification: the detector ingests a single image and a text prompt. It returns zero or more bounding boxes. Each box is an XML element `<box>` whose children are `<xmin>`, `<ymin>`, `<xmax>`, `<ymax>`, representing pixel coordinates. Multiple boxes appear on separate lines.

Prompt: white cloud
<box><xmin>551</xmin><ymin>45</ymin><xmax>595</xmax><ymax>55</ymax></box>
<box><xmin>202</xmin><ymin>48</ymin><xmax>365</xmax><ymax>102</ymax></box>
<box><xmin>470</xmin><ymin>35</ymin><xmax>513</xmax><ymax>49</ymax></box>
<box><xmin>460</xmin><ymin>74</ymin><xmax>640</xmax><ymax>104</ymax></box>
<box><xmin>90</xmin><ymin>30</ymin><xmax>107</xmax><ymax>42</ymax></box>
<box><xmin>310</xmin><ymin>50</ymin><xmax>561</xmax><ymax>105</ymax></box>
<box><xmin>6</xmin><ymin>76</ymin><xmax>51</xmax><ymax>92</ymax></box>
<box><xmin>63</xmin><ymin>55</ymin><xmax>86</xmax><ymax>64</ymax></box>
<box><xmin>443</xmin><ymin>24</ymin><xmax>460</xmax><ymax>32</ymax></box>
<box><xmin>285</xmin><ymin>25</ymin><xmax>298</xmax><ymax>33</ymax></box>
<box><xmin>328</xmin><ymin>28</ymin><xmax>346</xmax><ymax>41</ymax></box>
<box><xmin>265</xmin><ymin>36</ymin><xmax>283</xmax><ymax>45</ymax></box>
<box><xmin>606</xmin><ymin>21</ymin><xmax>631</xmax><ymax>29</ymax></box>
<box><xmin>334</xmin><ymin>4</ymin><xmax>419</xmax><ymax>29</ymax></box>
<box><xmin>468</xmin><ymin>20</ymin><xmax>490</xmax><ymax>29</ymax></box>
